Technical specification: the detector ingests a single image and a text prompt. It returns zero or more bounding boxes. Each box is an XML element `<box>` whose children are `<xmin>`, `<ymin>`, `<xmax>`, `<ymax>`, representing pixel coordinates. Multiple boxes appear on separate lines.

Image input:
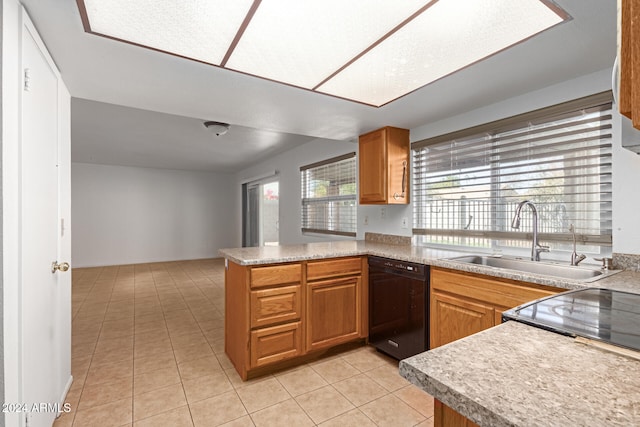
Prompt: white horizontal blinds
<box><xmin>301</xmin><ymin>152</ymin><xmax>357</xmax><ymax>237</ymax></box>
<box><xmin>412</xmin><ymin>92</ymin><xmax>613</xmax><ymax>250</ymax></box>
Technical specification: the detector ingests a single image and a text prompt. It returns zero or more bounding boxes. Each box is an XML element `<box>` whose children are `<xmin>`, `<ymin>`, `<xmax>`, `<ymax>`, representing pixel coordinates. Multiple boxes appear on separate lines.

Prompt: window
<box><xmin>412</xmin><ymin>92</ymin><xmax>613</xmax><ymax>256</ymax></box>
<box><xmin>301</xmin><ymin>152</ymin><xmax>357</xmax><ymax>237</ymax></box>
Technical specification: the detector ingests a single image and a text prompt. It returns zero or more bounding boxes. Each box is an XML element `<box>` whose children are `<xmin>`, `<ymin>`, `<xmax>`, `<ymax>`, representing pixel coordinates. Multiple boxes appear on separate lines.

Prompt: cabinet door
<box><xmin>307</xmin><ymin>276</ymin><xmax>361</xmax><ymax>351</ymax></box>
<box><xmin>359</xmin><ymin>129</ymin><xmax>387</xmax><ymax>204</ymax></box>
<box><xmin>250</xmin><ymin>285</ymin><xmax>301</xmax><ymax>328</ymax></box>
<box><xmin>430</xmin><ymin>291</ymin><xmax>494</xmax><ymax>349</ymax></box>
<box><xmin>250</xmin><ymin>321</ymin><xmax>302</xmax><ymax>368</ymax></box>
<box><xmin>359</xmin><ymin>127</ymin><xmax>410</xmax><ymax>205</ymax></box>
<box><xmin>385</xmin><ymin>127</ymin><xmax>410</xmax><ymax>204</ymax></box>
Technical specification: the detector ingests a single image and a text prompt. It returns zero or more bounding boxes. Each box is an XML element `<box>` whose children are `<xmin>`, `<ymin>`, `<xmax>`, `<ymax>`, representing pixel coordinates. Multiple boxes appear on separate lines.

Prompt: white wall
<box><xmin>234</xmin><ymin>138</ymin><xmax>361</xmax><ymax>246</ymax></box>
<box><xmin>411</xmin><ymin>68</ymin><xmax>640</xmax><ymax>256</ymax></box>
<box><xmin>239</xmin><ymin>68</ymin><xmax>640</xmax><ymax>256</ymax></box>
<box><xmin>72</xmin><ymin>163</ymin><xmax>236</xmax><ymax>267</ymax></box>
<box><xmin>234</xmin><ymin>136</ymin><xmax>414</xmax><ymax>247</ymax></box>
<box><xmin>410</xmin><ymin>70</ymin><xmax>612</xmax><ymax>142</ymax></box>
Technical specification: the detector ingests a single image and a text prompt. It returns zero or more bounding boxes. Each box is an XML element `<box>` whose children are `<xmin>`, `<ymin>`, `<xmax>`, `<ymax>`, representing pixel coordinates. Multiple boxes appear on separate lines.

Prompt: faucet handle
<box><xmin>594</xmin><ymin>257</ymin><xmax>612</xmax><ymax>270</ymax></box>
<box><xmin>534</xmin><ymin>244</ymin><xmax>549</xmax><ymax>261</ymax></box>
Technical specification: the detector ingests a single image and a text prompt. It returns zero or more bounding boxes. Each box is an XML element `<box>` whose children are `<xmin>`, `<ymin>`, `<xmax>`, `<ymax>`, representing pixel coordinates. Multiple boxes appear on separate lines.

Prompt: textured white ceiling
<box><xmin>71</xmin><ymin>99</ymin><xmax>320</xmax><ymax>172</ymax></box>
<box><xmin>21</xmin><ymin>0</ymin><xmax>616</xmax><ymax>172</ymax></box>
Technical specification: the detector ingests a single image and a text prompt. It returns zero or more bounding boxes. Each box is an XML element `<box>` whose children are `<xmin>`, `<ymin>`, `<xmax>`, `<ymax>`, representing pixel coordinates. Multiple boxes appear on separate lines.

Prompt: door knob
<box><xmin>51</xmin><ymin>261</ymin><xmax>70</xmax><ymax>273</ymax></box>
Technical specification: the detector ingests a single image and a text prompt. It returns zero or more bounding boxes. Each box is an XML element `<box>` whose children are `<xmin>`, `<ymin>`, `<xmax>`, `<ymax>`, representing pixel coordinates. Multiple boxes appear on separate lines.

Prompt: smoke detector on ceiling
<box><xmin>204</xmin><ymin>121</ymin><xmax>230</xmax><ymax>136</ymax></box>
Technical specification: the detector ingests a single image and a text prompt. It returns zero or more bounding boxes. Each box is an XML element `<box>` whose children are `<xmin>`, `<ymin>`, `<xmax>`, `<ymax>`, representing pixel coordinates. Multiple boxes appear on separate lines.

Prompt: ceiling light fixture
<box><xmin>204</xmin><ymin>121</ymin><xmax>230</xmax><ymax>136</ymax></box>
<box><xmin>78</xmin><ymin>0</ymin><xmax>569</xmax><ymax>107</ymax></box>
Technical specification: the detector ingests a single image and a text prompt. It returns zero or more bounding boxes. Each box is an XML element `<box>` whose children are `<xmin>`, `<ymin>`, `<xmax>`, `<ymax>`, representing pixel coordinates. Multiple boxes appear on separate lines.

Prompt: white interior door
<box><xmin>20</xmin><ymin>14</ymin><xmax>69</xmax><ymax>427</ymax></box>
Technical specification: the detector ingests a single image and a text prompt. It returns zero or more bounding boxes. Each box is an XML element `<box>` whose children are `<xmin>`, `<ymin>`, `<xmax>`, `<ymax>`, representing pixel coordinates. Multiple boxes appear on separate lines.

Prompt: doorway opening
<box><xmin>242</xmin><ymin>177</ymin><xmax>279</xmax><ymax>247</ymax></box>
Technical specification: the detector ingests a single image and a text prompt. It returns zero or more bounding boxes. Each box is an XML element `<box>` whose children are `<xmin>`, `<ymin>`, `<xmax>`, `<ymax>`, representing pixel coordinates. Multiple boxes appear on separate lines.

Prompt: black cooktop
<box><xmin>502</xmin><ymin>288</ymin><xmax>640</xmax><ymax>352</ymax></box>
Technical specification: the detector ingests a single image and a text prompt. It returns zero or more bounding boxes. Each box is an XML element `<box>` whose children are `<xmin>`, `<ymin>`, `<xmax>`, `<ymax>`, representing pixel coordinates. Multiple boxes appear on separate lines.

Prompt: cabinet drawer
<box><xmin>307</xmin><ymin>257</ymin><xmax>362</xmax><ymax>281</ymax></box>
<box><xmin>431</xmin><ymin>268</ymin><xmax>559</xmax><ymax>310</ymax></box>
<box><xmin>250</xmin><ymin>285</ymin><xmax>301</xmax><ymax>328</ymax></box>
<box><xmin>250</xmin><ymin>263</ymin><xmax>301</xmax><ymax>288</ymax></box>
<box><xmin>250</xmin><ymin>322</ymin><xmax>302</xmax><ymax>368</ymax></box>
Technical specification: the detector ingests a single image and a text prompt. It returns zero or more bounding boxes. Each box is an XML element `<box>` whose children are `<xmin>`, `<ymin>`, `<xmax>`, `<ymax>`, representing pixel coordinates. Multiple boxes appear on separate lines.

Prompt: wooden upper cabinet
<box><xmin>619</xmin><ymin>0</ymin><xmax>640</xmax><ymax>129</ymax></box>
<box><xmin>359</xmin><ymin>126</ymin><xmax>410</xmax><ymax>205</ymax></box>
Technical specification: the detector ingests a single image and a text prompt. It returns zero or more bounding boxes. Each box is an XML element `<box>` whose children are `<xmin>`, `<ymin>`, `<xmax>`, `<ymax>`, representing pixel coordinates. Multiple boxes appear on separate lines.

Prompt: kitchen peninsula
<box><xmin>220</xmin><ymin>239</ymin><xmax>640</xmax><ymax>425</ymax></box>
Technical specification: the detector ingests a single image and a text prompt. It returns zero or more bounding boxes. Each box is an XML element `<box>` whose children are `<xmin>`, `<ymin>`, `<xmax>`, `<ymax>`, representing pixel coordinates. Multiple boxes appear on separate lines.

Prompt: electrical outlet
<box><xmin>364</xmin><ymin>215</ymin><xmax>369</xmax><ymax>226</ymax></box>
<box><xmin>401</xmin><ymin>217</ymin><xmax>409</xmax><ymax>229</ymax></box>
<box><xmin>380</xmin><ymin>207</ymin><xmax>386</xmax><ymax>219</ymax></box>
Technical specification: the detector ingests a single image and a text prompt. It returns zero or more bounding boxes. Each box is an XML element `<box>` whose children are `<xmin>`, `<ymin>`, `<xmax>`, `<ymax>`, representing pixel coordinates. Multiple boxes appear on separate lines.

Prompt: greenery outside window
<box><xmin>301</xmin><ymin>152</ymin><xmax>357</xmax><ymax>237</ymax></box>
<box><xmin>412</xmin><ymin>92</ymin><xmax>613</xmax><ymax>257</ymax></box>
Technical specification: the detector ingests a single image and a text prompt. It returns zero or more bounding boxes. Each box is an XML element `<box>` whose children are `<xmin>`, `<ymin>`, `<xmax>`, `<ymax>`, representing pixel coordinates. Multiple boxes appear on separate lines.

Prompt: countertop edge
<box><xmin>399</xmin><ymin>358</ymin><xmax>514</xmax><ymax>427</ymax></box>
<box><xmin>219</xmin><ymin>242</ymin><xmax>638</xmax><ymax>292</ymax></box>
<box><xmin>399</xmin><ymin>321</ymin><xmax>640</xmax><ymax>426</ymax></box>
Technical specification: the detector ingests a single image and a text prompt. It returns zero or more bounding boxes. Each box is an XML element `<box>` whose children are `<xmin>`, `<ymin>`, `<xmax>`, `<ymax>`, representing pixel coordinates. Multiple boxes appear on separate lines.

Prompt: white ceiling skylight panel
<box><xmin>81</xmin><ymin>0</ymin><xmax>255</xmax><ymax>65</ymax></box>
<box><xmin>316</xmin><ymin>0</ymin><xmax>566</xmax><ymax>106</ymax></box>
<box><xmin>78</xmin><ymin>0</ymin><xmax>568</xmax><ymax>107</ymax></box>
<box><xmin>223</xmin><ymin>0</ymin><xmax>428</xmax><ymax>90</ymax></box>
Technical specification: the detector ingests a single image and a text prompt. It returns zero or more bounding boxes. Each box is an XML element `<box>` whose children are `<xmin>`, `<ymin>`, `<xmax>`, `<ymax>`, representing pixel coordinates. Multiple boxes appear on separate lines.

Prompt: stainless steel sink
<box><xmin>447</xmin><ymin>255</ymin><xmax>620</xmax><ymax>282</ymax></box>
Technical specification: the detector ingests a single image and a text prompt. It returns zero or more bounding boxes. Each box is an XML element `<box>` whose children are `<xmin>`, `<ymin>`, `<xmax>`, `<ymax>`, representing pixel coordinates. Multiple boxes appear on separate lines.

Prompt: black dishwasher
<box><xmin>368</xmin><ymin>256</ymin><xmax>429</xmax><ymax>360</ymax></box>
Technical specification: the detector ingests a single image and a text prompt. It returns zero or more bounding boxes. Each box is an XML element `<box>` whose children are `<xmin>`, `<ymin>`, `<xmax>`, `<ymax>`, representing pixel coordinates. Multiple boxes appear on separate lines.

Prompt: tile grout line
<box><xmin>66</xmin><ymin>259</ymin><xmax>434</xmax><ymax>427</ymax></box>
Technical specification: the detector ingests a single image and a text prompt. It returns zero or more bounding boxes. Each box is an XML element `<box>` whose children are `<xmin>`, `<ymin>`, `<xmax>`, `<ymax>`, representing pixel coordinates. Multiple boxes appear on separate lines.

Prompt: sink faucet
<box><xmin>569</xmin><ymin>224</ymin><xmax>586</xmax><ymax>266</ymax></box>
<box><xmin>511</xmin><ymin>200</ymin><xmax>549</xmax><ymax>261</ymax></box>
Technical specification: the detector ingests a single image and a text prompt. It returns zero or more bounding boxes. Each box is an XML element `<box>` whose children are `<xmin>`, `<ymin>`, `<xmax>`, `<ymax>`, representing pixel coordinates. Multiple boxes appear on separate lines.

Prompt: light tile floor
<box><xmin>55</xmin><ymin>258</ymin><xmax>434</xmax><ymax>427</ymax></box>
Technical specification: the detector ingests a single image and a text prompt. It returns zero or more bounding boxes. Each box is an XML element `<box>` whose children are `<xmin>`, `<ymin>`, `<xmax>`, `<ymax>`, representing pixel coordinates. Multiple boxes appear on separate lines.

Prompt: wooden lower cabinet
<box><xmin>434</xmin><ymin>400</ymin><xmax>480</xmax><ymax>427</ymax></box>
<box><xmin>430</xmin><ymin>267</ymin><xmax>564</xmax><ymax>425</ymax></box>
<box><xmin>306</xmin><ymin>276</ymin><xmax>361</xmax><ymax>352</ymax></box>
<box><xmin>250</xmin><ymin>285</ymin><xmax>301</xmax><ymax>329</ymax></box>
<box><xmin>430</xmin><ymin>267</ymin><xmax>561</xmax><ymax>348</ymax></box>
<box><xmin>431</xmin><ymin>291</ymin><xmax>494</xmax><ymax>348</ymax></box>
<box><xmin>250</xmin><ymin>321</ymin><xmax>302</xmax><ymax>368</ymax></box>
<box><xmin>225</xmin><ymin>256</ymin><xmax>366</xmax><ymax>380</ymax></box>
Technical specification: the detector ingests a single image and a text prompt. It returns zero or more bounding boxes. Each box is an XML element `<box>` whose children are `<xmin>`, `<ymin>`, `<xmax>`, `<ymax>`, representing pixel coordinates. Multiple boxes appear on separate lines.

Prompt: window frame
<box><xmin>300</xmin><ymin>152</ymin><xmax>357</xmax><ymax>237</ymax></box>
<box><xmin>411</xmin><ymin>91</ymin><xmax>613</xmax><ymax>254</ymax></box>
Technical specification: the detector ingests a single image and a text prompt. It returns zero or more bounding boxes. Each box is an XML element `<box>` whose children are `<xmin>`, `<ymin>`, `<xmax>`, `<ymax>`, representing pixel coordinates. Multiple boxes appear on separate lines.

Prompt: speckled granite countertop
<box><xmin>219</xmin><ymin>241</ymin><xmax>640</xmax><ymax>292</ymax></box>
<box><xmin>400</xmin><ymin>321</ymin><xmax>640</xmax><ymax>427</ymax></box>
<box><xmin>218</xmin><ymin>240</ymin><xmax>463</xmax><ymax>266</ymax></box>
